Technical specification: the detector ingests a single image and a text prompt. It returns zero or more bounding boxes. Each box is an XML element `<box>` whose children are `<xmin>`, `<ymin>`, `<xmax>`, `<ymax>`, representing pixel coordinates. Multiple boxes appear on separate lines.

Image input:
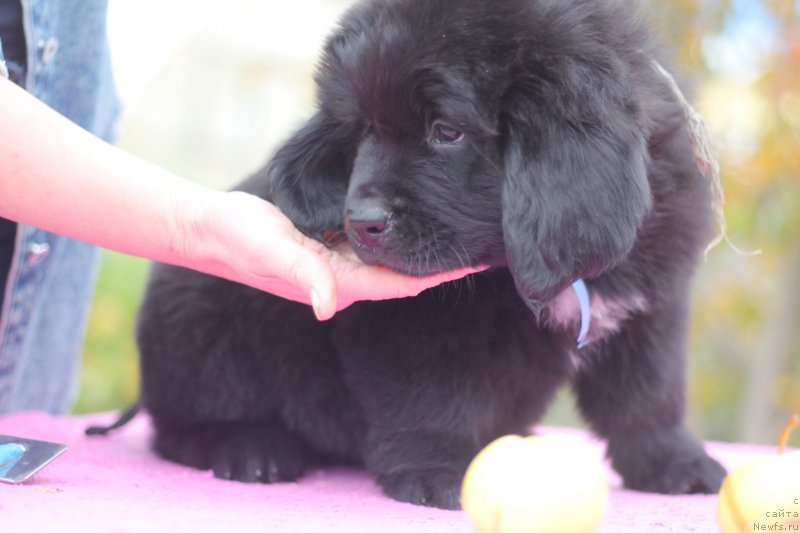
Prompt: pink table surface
<box><xmin>0</xmin><ymin>411</ymin><xmax>780</xmax><ymax>532</ymax></box>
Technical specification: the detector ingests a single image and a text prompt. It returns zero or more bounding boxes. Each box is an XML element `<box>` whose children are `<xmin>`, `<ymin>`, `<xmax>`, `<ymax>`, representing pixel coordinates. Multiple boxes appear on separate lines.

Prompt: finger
<box><xmin>333</xmin><ymin>260</ymin><xmax>489</xmax><ymax>308</ymax></box>
<box><xmin>395</xmin><ymin>265</ymin><xmax>489</xmax><ymax>297</ymax></box>
<box><xmin>279</xmin><ymin>246</ymin><xmax>339</xmax><ymax>320</ymax></box>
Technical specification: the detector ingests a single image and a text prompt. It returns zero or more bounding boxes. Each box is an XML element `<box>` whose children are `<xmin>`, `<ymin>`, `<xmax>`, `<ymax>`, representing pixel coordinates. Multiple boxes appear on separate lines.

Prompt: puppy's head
<box><xmin>269</xmin><ymin>0</ymin><xmax>652</xmax><ymax>309</ymax></box>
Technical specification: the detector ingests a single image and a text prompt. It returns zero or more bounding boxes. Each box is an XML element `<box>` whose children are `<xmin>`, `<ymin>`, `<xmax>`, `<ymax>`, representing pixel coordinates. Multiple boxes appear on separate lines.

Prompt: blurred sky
<box><xmin>703</xmin><ymin>0</ymin><xmax>778</xmax><ymax>81</ymax></box>
<box><xmin>107</xmin><ymin>0</ymin><xmax>350</xmax><ymax>105</ymax></box>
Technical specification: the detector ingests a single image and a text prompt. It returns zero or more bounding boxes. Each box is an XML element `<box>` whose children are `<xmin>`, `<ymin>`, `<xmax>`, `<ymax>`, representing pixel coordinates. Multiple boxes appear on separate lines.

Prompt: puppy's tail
<box><xmin>84</xmin><ymin>402</ymin><xmax>141</xmax><ymax>436</ymax></box>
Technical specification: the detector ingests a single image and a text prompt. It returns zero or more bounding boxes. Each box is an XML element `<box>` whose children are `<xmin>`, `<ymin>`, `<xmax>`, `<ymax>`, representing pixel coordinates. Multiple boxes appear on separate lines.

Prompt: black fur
<box><xmin>137</xmin><ymin>0</ymin><xmax>726</xmax><ymax>509</ymax></box>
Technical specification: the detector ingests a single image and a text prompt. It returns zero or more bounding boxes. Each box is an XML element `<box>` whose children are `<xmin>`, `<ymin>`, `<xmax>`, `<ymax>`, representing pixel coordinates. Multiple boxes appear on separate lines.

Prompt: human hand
<box><xmin>177</xmin><ymin>190</ymin><xmax>486</xmax><ymax>320</ymax></box>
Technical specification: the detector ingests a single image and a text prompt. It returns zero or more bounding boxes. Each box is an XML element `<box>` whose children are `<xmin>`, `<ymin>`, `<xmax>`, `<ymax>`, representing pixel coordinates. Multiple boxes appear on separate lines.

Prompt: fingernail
<box><xmin>310</xmin><ymin>288</ymin><xmax>323</xmax><ymax>320</ymax></box>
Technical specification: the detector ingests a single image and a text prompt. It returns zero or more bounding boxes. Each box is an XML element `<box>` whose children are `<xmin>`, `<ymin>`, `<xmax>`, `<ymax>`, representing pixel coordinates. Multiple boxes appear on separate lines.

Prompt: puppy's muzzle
<box><xmin>345</xmin><ymin>200</ymin><xmax>393</xmax><ymax>263</ymax></box>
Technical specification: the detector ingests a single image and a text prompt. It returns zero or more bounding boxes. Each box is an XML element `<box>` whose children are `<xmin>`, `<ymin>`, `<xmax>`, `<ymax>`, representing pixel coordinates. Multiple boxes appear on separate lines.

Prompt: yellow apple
<box><xmin>718</xmin><ymin>415</ymin><xmax>800</xmax><ymax>533</ymax></box>
<box><xmin>461</xmin><ymin>434</ymin><xmax>609</xmax><ymax>533</ymax></box>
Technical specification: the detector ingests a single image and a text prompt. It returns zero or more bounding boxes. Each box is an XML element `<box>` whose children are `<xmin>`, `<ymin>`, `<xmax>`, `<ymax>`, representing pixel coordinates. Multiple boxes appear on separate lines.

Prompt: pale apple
<box><xmin>718</xmin><ymin>415</ymin><xmax>800</xmax><ymax>533</ymax></box>
<box><xmin>461</xmin><ymin>434</ymin><xmax>609</xmax><ymax>533</ymax></box>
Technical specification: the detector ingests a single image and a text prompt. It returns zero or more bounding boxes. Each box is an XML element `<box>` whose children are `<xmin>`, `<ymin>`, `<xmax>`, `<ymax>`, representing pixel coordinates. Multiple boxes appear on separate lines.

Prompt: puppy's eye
<box><xmin>430</xmin><ymin>123</ymin><xmax>464</xmax><ymax>145</ymax></box>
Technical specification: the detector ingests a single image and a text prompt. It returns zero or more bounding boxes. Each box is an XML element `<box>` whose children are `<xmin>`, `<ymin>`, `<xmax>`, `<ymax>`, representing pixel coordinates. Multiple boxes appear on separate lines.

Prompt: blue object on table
<box><xmin>0</xmin><ymin>443</ymin><xmax>25</xmax><ymax>476</ymax></box>
<box><xmin>0</xmin><ymin>436</ymin><xmax>68</xmax><ymax>484</ymax></box>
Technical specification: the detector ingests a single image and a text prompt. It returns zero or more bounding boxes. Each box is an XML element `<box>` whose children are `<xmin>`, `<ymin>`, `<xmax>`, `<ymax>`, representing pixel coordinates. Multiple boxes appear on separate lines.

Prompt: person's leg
<box><xmin>0</xmin><ymin>217</ymin><xmax>16</xmax><ymax>310</ymax></box>
<box><xmin>0</xmin><ymin>226</ymin><xmax>99</xmax><ymax>413</ymax></box>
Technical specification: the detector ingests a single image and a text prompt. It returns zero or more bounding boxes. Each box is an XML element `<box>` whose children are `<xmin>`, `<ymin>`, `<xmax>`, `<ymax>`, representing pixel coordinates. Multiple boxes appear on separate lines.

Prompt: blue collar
<box><xmin>571</xmin><ymin>279</ymin><xmax>591</xmax><ymax>349</ymax></box>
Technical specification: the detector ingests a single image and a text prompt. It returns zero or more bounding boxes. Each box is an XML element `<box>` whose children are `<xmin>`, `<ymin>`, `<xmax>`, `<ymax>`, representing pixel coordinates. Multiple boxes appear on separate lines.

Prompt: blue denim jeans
<box><xmin>0</xmin><ymin>0</ymin><xmax>120</xmax><ymax>413</ymax></box>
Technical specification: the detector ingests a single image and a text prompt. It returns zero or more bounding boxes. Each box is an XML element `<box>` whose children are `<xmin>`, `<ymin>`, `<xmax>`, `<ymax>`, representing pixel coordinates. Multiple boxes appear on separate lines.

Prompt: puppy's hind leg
<box><xmin>152</xmin><ymin>420</ymin><xmax>307</xmax><ymax>483</ymax></box>
<box><xmin>572</xmin><ymin>297</ymin><xmax>726</xmax><ymax>494</ymax></box>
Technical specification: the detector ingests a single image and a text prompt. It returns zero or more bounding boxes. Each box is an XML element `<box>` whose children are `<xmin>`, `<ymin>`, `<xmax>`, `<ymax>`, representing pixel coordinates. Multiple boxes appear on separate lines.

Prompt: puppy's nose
<box><xmin>346</xmin><ymin>203</ymin><xmax>391</xmax><ymax>249</ymax></box>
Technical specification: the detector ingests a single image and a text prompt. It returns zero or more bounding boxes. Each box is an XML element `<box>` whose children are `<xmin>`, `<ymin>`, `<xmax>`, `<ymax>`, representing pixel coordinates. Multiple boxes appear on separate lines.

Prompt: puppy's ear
<box><xmin>239</xmin><ymin>111</ymin><xmax>355</xmax><ymax>243</ymax></box>
<box><xmin>501</xmin><ymin>66</ymin><xmax>651</xmax><ymax>313</ymax></box>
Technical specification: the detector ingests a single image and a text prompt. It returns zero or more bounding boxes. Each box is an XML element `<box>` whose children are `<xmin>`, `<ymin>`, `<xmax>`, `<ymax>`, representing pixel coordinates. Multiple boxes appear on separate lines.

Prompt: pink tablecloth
<box><xmin>0</xmin><ymin>412</ymin><xmax>778</xmax><ymax>532</ymax></box>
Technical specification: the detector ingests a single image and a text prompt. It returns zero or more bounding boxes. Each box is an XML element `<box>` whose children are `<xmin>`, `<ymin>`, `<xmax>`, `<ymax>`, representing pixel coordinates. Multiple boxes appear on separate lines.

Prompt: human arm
<box><xmin>0</xmin><ymin>78</ymin><xmax>482</xmax><ymax>319</ymax></box>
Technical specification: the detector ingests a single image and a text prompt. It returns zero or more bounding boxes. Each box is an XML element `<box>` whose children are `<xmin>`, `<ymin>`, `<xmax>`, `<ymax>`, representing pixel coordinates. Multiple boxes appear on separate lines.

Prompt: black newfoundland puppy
<box><xmin>137</xmin><ymin>0</ymin><xmax>726</xmax><ymax>509</ymax></box>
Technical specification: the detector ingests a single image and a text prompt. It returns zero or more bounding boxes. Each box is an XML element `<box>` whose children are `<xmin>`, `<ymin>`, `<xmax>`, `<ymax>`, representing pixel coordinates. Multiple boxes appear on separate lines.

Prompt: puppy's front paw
<box><xmin>617</xmin><ymin>447</ymin><xmax>726</xmax><ymax>494</ymax></box>
<box><xmin>209</xmin><ymin>426</ymin><xmax>306</xmax><ymax>483</ymax></box>
<box><xmin>377</xmin><ymin>468</ymin><xmax>463</xmax><ymax>510</ymax></box>
<box><xmin>609</xmin><ymin>426</ymin><xmax>726</xmax><ymax>494</ymax></box>
<box><xmin>651</xmin><ymin>453</ymin><xmax>726</xmax><ymax>494</ymax></box>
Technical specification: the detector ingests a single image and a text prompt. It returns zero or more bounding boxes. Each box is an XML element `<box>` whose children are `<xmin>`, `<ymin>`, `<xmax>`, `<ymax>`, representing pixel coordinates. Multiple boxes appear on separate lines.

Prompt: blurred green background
<box><xmin>74</xmin><ymin>0</ymin><xmax>799</xmax><ymax>446</ymax></box>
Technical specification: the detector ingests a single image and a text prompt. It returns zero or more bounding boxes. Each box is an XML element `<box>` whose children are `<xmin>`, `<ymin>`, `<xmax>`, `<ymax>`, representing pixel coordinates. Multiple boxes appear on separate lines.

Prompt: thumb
<box><xmin>282</xmin><ymin>248</ymin><xmax>338</xmax><ymax>320</ymax></box>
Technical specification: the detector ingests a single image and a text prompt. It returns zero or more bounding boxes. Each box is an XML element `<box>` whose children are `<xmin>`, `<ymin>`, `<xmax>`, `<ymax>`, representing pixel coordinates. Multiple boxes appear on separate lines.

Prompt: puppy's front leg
<box><xmin>364</xmin><ymin>429</ymin><xmax>476</xmax><ymax>510</ymax></box>
<box><xmin>572</xmin><ymin>295</ymin><xmax>726</xmax><ymax>494</ymax></box>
